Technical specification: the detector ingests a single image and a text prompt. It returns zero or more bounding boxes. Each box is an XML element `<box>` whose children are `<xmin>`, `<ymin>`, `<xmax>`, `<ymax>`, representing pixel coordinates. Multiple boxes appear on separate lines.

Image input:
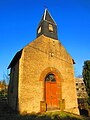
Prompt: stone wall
<box><xmin>18</xmin><ymin>35</ymin><xmax>79</xmax><ymax>114</ymax></box>
<box><xmin>8</xmin><ymin>61</ymin><xmax>19</xmax><ymax>110</ymax></box>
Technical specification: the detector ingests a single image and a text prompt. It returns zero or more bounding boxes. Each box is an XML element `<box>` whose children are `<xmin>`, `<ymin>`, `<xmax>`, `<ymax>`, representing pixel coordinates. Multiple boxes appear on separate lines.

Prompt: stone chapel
<box><xmin>8</xmin><ymin>9</ymin><xmax>79</xmax><ymax>114</ymax></box>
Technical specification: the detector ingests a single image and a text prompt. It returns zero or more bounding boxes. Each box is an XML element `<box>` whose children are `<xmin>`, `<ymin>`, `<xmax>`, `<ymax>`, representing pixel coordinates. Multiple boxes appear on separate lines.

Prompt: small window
<box><xmin>45</xmin><ymin>77</ymin><xmax>49</xmax><ymax>82</ymax></box>
<box><xmin>38</xmin><ymin>26</ymin><xmax>41</xmax><ymax>34</ymax></box>
<box><xmin>45</xmin><ymin>74</ymin><xmax>56</xmax><ymax>82</ymax></box>
<box><xmin>76</xmin><ymin>83</ymin><xmax>78</xmax><ymax>86</ymax></box>
<box><xmin>82</xmin><ymin>88</ymin><xmax>84</xmax><ymax>90</ymax></box>
<box><xmin>49</xmin><ymin>24</ymin><xmax>53</xmax><ymax>32</ymax></box>
<box><xmin>81</xmin><ymin>83</ymin><xmax>84</xmax><ymax>86</ymax></box>
<box><xmin>77</xmin><ymin>88</ymin><xmax>79</xmax><ymax>91</ymax></box>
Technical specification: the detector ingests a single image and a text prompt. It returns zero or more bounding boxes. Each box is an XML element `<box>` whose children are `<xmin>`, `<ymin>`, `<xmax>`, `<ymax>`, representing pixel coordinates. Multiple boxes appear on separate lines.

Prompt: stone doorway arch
<box><xmin>40</xmin><ymin>67</ymin><xmax>63</xmax><ymax>111</ymax></box>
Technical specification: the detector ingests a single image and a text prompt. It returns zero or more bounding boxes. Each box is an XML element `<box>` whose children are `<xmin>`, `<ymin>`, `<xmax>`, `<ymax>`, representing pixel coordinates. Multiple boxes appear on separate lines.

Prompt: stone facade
<box><xmin>8</xmin><ymin>9</ymin><xmax>79</xmax><ymax>115</ymax></box>
<box><xmin>8</xmin><ymin>61</ymin><xmax>19</xmax><ymax>110</ymax></box>
<box><xmin>75</xmin><ymin>78</ymin><xmax>88</xmax><ymax>99</ymax></box>
<box><xmin>8</xmin><ymin>35</ymin><xmax>79</xmax><ymax>114</ymax></box>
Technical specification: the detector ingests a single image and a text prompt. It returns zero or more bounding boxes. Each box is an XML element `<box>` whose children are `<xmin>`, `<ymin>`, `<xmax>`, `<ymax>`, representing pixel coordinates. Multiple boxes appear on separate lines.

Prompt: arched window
<box><xmin>45</xmin><ymin>74</ymin><xmax>56</xmax><ymax>82</ymax></box>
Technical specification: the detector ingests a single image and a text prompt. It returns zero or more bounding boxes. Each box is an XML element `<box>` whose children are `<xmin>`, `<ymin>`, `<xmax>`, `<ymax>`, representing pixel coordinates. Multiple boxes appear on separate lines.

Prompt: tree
<box><xmin>2</xmin><ymin>80</ymin><xmax>6</xmax><ymax>86</ymax></box>
<box><xmin>82</xmin><ymin>60</ymin><xmax>90</xmax><ymax>105</ymax></box>
<box><xmin>3</xmin><ymin>71</ymin><xmax>10</xmax><ymax>85</ymax></box>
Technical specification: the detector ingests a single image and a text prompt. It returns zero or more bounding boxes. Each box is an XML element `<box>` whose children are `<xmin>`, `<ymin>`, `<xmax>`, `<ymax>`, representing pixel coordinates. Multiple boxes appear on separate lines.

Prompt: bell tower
<box><xmin>37</xmin><ymin>9</ymin><xmax>58</xmax><ymax>40</ymax></box>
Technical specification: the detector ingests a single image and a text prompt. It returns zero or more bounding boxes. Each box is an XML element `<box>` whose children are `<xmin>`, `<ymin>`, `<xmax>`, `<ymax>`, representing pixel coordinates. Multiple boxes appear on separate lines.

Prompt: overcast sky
<box><xmin>0</xmin><ymin>0</ymin><xmax>90</xmax><ymax>80</ymax></box>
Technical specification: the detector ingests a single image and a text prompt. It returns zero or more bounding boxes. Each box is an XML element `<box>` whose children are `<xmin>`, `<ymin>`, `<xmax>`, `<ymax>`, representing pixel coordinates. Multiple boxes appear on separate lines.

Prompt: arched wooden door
<box><xmin>45</xmin><ymin>74</ymin><xmax>59</xmax><ymax>110</ymax></box>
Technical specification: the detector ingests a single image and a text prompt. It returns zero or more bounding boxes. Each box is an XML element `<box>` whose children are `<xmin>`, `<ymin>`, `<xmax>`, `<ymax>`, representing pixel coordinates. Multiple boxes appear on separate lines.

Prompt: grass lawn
<box><xmin>0</xmin><ymin>99</ymin><xmax>90</xmax><ymax>120</ymax></box>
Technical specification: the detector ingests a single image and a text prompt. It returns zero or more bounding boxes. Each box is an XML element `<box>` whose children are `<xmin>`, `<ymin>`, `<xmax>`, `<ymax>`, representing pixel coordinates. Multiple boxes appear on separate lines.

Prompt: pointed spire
<box><xmin>37</xmin><ymin>9</ymin><xmax>58</xmax><ymax>40</ymax></box>
<box><xmin>40</xmin><ymin>8</ymin><xmax>56</xmax><ymax>25</ymax></box>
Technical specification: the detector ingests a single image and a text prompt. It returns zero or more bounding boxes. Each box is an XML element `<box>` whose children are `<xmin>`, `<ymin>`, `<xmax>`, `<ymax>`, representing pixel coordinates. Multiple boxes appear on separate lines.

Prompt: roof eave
<box><xmin>72</xmin><ymin>59</ymin><xmax>76</xmax><ymax>64</ymax></box>
<box><xmin>8</xmin><ymin>49</ymin><xmax>23</xmax><ymax>69</ymax></box>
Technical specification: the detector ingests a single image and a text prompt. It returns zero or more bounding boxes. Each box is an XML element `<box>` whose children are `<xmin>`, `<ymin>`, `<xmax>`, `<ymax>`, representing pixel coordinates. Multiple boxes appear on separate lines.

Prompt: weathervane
<box><xmin>43</xmin><ymin>2</ymin><xmax>48</xmax><ymax>9</ymax></box>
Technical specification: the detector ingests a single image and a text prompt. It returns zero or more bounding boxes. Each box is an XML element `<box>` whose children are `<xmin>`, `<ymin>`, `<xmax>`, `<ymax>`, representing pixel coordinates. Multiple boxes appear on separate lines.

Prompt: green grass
<box><xmin>0</xmin><ymin>99</ymin><xmax>90</xmax><ymax>120</ymax></box>
<box><xmin>0</xmin><ymin>111</ymin><xmax>89</xmax><ymax>120</ymax></box>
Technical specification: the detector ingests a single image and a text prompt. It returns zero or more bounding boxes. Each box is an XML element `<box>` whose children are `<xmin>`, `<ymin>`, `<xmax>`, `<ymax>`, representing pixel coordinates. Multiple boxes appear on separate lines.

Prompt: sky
<box><xmin>0</xmin><ymin>0</ymin><xmax>90</xmax><ymax>80</ymax></box>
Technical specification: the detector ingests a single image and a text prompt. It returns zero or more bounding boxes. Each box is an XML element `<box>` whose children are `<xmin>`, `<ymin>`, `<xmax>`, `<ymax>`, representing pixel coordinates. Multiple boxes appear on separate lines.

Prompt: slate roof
<box><xmin>38</xmin><ymin>9</ymin><xmax>56</xmax><ymax>26</ymax></box>
<box><xmin>8</xmin><ymin>49</ymin><xmax>23</xmax><ymax>69</ymax></box>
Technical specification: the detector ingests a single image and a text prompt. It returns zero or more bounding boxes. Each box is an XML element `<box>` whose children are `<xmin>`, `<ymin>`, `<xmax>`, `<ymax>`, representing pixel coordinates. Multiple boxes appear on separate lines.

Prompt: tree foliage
<box><xmin>82</xmin><ymin>60</ymin><xmax>90</xmax><ymax>104</ymax></box>
<box><xmin>2</xmin><ymin>80</ymin><xmax>6</xmax><ymax>86</ymax></box>
<box><xmin>0</xmin><ymin>80</ymin><xmax>8</xmax><ymax>98</ymax></box>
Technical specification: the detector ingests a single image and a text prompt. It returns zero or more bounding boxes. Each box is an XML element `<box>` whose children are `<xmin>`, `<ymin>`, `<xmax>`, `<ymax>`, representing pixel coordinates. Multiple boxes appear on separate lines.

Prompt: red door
<box><xmin>45</xmin><ymin>74</ymin><xmax>59</xmax><ymax>110</ymax></box>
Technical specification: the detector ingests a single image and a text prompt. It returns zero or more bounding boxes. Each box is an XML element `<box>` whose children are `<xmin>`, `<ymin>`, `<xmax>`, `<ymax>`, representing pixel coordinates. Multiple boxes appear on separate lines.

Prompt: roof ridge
<box><xmin>43</xmin><ymin>8</ymin><xmax>47</xmax><ymax>20</ymax></box>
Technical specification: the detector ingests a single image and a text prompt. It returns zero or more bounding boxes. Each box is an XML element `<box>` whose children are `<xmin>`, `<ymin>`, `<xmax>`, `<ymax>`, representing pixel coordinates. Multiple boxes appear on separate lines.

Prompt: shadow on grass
<box><xmin>17</xmin><ymin>114</ymin><xmax>87</xmax><ymax>120</ymax></box>
<box><xmin>0</xmin><ymin>101</ymin><xmax>90</xmax><ymax>120</ymax></box>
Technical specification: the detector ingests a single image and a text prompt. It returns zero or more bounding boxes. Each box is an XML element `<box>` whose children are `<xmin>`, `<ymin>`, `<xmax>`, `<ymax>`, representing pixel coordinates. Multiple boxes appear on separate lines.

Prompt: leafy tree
<box><xmin>2</xmin><ymin>80</ymin><xmax>6</xmax><ymax>85</ymax></box>
<box><xmin>82</xmin><ymin>60</ymin><xmax>90</xmax><ymax>105</ymax></box>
